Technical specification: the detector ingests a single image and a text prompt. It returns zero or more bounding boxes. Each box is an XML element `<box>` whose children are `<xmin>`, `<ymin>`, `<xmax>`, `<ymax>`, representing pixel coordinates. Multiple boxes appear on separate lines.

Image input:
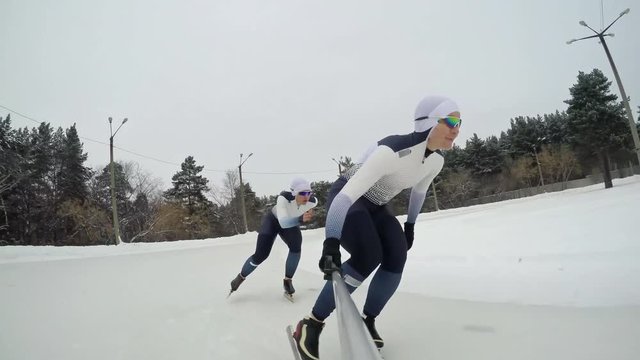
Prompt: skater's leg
<box><xmin>280</xmin><ymin>227</ymin><xmax>303</xmax><ymax>279</ymax></box>
<box><xmin>311</xmin><ymin>206</ymin><xmax>382</xmax><ymax>320</ymax></box>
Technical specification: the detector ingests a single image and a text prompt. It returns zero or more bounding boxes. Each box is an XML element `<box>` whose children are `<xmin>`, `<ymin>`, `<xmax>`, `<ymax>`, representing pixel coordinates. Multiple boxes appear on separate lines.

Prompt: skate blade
<box><xmin>283</xmin><ymin>292</ymin><xmax>294</xmax><ymax>302</ymax></box>
<box><xmin>285</xmin><ymin>325</ymin><xmax>303</xmax><ymax>360</ymax></box>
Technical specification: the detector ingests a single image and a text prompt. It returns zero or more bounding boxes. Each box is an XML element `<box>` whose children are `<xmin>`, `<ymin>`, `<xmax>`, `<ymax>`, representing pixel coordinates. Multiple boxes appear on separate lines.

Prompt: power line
<box><xmin>1</xmin><ymin>104</ymin><xmax>336</xmax><ymax>176</ymax></box>
<box><xmin>0</xmin><ymin>104</ymin><xmax>42</xmax><ymax>125</ymax></box>
<box><xmin>244</xmin><ymin>169</ymin><xmax>334</xmax><ymax>175</ymax></box>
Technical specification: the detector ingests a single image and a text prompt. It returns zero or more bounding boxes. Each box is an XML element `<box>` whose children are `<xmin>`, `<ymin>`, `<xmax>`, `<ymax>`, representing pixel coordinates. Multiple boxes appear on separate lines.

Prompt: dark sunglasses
<box><xmin>298</xmin><ymin>191</ymin><xmax>312</xmax><ymax>196</ymax></box>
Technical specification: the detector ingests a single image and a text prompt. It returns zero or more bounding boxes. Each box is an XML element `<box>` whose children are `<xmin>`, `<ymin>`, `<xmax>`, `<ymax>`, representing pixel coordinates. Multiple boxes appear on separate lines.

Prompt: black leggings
<box><xmin>251</xmin><ymin>212</ymin><xmax>302</xmax><ymax>264</ymax></box>
<box><xmin>327</xmin><ymin>178</ymin><xmax>407</xmax><ymax>276</ymax></box>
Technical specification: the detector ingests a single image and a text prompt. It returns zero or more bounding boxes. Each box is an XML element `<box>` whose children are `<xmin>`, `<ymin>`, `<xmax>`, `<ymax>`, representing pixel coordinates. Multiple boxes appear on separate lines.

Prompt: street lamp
<box><xmin>238</xmin><ymin>152</ymin><xmax>253</xmax><ymax>233</ymax></box>
<box><xmin>567</xmin><ymin>8</ymin><xmax>640</xmax><ymax>166</ymax></box>
<box><xmin>331</xmin><ymin>157</ymin><xmax>343</xmax><ymax>176</ymax></box>
<box><xmin>109</xmin><ymin>117</ymin><xmax>127</xmax><ymax>245</ymax></box>
<box><xmin>531</xmin><ymin>144</ymin><xmax>545</xmax><ymax>187</ymax></box>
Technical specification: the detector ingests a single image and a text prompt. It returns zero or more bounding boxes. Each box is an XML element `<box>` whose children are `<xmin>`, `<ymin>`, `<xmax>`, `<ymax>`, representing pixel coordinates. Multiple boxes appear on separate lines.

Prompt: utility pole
<box><xmin>331</xmin><ymin>158</ymin><xmax>343</xmax><ymax>176</ymax></box>
<box><xmin>532</xmin><ymin>145</ymin><xmax>545</xmax><ymax>187</ymax></box>
<box><xmin>431</xmin><ymin>182</ymin><xmax>439</xmax><ymax>211</ymax></box>
<box><xmin>109</xmin><ymin>117</ymin><xmax>128</xmax><ymax>245</ymax></box>
<box><xmin>567</xmin><ymin>8</ymin><xmax>640</xmax><ymax>167</ymax></box>
<box><xmin>238</xmin><ymin>153</ymin><xmax>253</xmax><ymax>233</ymax></box>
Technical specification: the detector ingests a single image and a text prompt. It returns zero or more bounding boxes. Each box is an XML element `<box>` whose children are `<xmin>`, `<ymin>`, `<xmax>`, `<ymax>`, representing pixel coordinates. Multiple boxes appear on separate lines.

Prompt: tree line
<box><xmin>1</xmin><ymin>68</ymin><xmax>638</xmax><ymax>246</ymax></box>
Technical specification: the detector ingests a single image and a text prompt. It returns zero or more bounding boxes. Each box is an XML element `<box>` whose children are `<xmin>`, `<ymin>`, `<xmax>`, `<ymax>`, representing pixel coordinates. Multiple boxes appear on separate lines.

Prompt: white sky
<box><xmin>1</xmin><ymin>0</ymin><xmax>639</xmax><ymax>196</ymax></box>
<box><xmin>1</xmin><ymin>176</ymin><xmax>639</xmax><ymax>359</ymax></box>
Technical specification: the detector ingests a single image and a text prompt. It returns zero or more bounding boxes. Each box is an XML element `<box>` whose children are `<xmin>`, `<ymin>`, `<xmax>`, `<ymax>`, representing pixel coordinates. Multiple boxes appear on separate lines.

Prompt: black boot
<box><xmin>283</xmin><ymin>278</ymin><xmax>295</xmax><ymax>295</ymax></box>
<box><xmin>363</xmin><ymin>316</ymin><xmax>384</xmax><ymax>349</ymax></box>
<box><xmin>293</xmin><ymin>316</ymin><xmax>324</xmax><ymax>360</ymax></box>
<box><xmin>230</xmin><ymin>273</ymin><xmax>245</xmax><ymax>292</ymax></box>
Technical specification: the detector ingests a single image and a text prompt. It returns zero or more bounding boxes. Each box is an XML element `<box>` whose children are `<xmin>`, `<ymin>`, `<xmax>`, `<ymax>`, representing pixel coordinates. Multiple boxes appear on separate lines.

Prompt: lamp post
<box><xmin>567</xmin><ymin>8</ymin><xmax>640</xmax><ymax>166</ymax></box>
<box><xmin>238</xmin><ymin>152</ymin><xmax>253</xmax><ymax>233</ymax></box>
<box><xmin>331</xmin><ymin>157</ymin><xmax>343</xmax><ymax>176</ymax></box>
<box><xmin>431</xmin><ymin>182</ymin><xmax>439</xmax><ymax>211</ymax></box>
<box><xmin>532</xmin><ymin>144</ymin><xmax>545</xmax><ymax>187</ymax></box>
<box><xmin>109</xmin><ymin>117</ymin><xmax>128</xmax><ymax>245</ymax></box>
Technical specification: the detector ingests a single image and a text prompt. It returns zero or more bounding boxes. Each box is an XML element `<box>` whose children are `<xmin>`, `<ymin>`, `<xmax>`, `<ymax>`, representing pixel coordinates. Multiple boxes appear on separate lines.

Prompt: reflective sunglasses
<box><xmin>438</xmin><ymin>116</ymin><xmax>462</xmax><ymax>129</ymax></box>
<box><xmin>298</xmin><ymin>191</ymin><xmax>312</xmax><ymax>196</ymax></box>
<box><xmin>415</xmin><ymin>115</ymin><xmax>462</xmax><ymax>129</ymax></box>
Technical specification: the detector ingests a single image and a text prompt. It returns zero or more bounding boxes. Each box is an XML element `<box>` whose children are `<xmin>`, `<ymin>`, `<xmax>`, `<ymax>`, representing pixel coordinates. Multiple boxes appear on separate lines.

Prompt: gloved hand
<box><xmin>404</xmin><ymin>222</ymin><xmax>415</xmax><ymax>250</ymax></box>
<box><xmin>318</xmin><ymin>237</ymin><xmax>341</xmax><ymax>280</ymax></box>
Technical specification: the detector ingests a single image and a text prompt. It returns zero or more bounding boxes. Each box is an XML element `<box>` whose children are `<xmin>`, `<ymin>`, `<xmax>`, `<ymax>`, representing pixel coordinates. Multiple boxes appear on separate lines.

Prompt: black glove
<box><xmin>319</xmin><ymin>237</ymin><xmax>341</xmax><ymax>280</ymax></box>
<box><xmin>404</xmin><ymin>222</ymin><xmax>415</xmax><ymax>250</ymax></box>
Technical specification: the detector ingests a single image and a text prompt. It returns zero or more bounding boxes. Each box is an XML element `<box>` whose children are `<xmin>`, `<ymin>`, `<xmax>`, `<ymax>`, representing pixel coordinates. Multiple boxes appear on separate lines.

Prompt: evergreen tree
<box><xmin>544</xmin><ymin>111</ymin><xmax>569</xmax><ymax>146</ymax></box>
<box><xmin>506</xmin><ymin>115</ymin><xmax>547</xmax><ymax>157</ymax></box>
<box><xmin>0</xmin><ymin>114</ymin><xmax>14</xmax><ymax>150</ymax></box>
<box><xmin>463</xmin><ymin>134</ymin><xmax>504</xmax><ymax>176</ymax></box>
<box><xmin>308</xmin><ymin>180</ymin><xmax>333</xmax><ymax>229</ymax></box>
<box><xmin>57</xmin><ymin>124</ymin><xmax>92</xmax><ymax>202</ymax></box>
<box><xmin>90</xmin><ymin>162</ymin><xmax>134</xmax><ymax>241</ymax></box>
<box><xmin>0</xmin><ymin>114</ymin><xmax>19</xmax><ymax>242</ymax></box>
<box><xmin>50</xmin><ymin>124</ymin><xmax>92</xmax><ymax>244</ymax></box>
<box><xmin>162</xmin><ymin>156</ymin><xmax>212</xmax><ymax>240</ymax></box>
<box><xmin>339</xmin><ymin>156</ymin><xmax>355</xmax><ymax>172</ymax></box>
<box><xmin>92</xmin><ymin>162</ymin><xmax>132</xmax><ymax>212</ymax></box>
<box><xmin>3</xmin><ymin>126</ymin><xmax>32</xmax><ymax>243</ymax></box>
<box><xmin>498</xmin><ymin>131</ymin><xmax>511</xmax><ymax>153</ymax></box>
<box><xmin>637</xmin><ymin>106</ymin><xmax>640</xmax><ymax>138</ymax></box>
<box><xmin>442</xmin><ymin>144</ymin><xmax>467</xmax><ymax>170</ymax></box>
<box><xmin>164</xmin><ymin>156</ymin><xmax>211</xmax><ymax>214</ymax></box>
<box><xmin>26</xmin><ymin>123</ymin><xmax>57</xmax><ymax>242</ymax></box>
<box><xmin>564</xmin><ymin>69</ymin><xmax>628</xmax><ymax>188</ymax></box>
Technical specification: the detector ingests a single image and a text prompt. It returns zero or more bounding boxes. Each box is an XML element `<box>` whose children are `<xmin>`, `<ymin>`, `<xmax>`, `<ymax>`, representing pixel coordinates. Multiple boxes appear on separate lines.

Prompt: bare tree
<box><xmin>122</xmin><ymin>161</ymin><xmax>163</xmax><ymax>202</ymax></box>
<box><xmin>438</xmin><ymin>170</ymin><xmax>477</xmax><ymax>208</ymax></box>
<box><xmin>538</xmin><ymin>145</ymin><xmax>581</xmax><ymax>187</ymax></box>
<box><xmin>510</xmin><ymin>156</ymin><xmax>539</xmax><ymax>188</ymax></box>
<box><xmin>57</xmin><ymin>199</ymin><xmax>111</xmax><ymax>245</ymax></box>
<box><xmin>208</xmin><ymin>170</ymin><xmax>242</xmax><ymax>235</ymax></box>
<box><xmin>128</xmin><ymin>199</ymin><xmax>169</xmax><ymax>242</ymax></box>
<box><xmin>0</xmin><ymin>171</ymin><xmax>21</xmax><ymax>235</ymax></box>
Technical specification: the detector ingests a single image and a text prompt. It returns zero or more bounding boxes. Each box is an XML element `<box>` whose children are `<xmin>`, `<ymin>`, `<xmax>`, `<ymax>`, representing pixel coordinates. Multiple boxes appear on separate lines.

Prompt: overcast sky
<box><xmin>2</xmin><ymin>0</ymin><xmax>639</xmax><ymax>197</ymax></box>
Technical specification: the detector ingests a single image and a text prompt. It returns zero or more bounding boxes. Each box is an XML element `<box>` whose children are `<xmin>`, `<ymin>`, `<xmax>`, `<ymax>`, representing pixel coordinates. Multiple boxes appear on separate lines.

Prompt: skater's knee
<box><xmin>251</xmin><ymin>252</ymin><xmax>268</xmax><ymax>264</ymax></box>
<box><xmin>348</xmin><ymin>257</ymin><xmax>381</xmax><ymax>277</ymax></box>
<box><xmin>381</xmin><ymin>252</ymin><xmax>406</xmax><ymax>273</ymax></box>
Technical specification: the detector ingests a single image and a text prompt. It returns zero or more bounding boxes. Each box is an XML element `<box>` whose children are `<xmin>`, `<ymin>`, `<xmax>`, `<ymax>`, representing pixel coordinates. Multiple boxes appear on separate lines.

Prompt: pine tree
<box><xmin>26</xmin><ymin>123</ymin><xmax>57</xmax><ymax>242</ymax></box>
<box><xmin>463</xmin><ymin>134</ymin><xmax>504</xmax><ymax>176</ymax></box>
<box><xmin>442</xmin><ymin>144</ymin><xmax>467</xmax><ymax>170</ymax></box>
<box><xmin>164</xmin><ymin>156</ymin><xmax>211</xmax><ymax>215</ymax></box>
<box><xmin>544</xmin><ymin>111</ymin><xmax>569</xmax><ymax>146</ymax></box>
<box><xmin>0</xmin><ymin>114</ymin><xmax>19</xmax><ymax>241</ymax></box>
<box><xmin>506</xmin><ymin>115</ymin><xmax>547</xmax><ymax>157</ymax></box>
<box><xmin>3</xmin><ymin>125</ymin><xmax>32</xmax><ymax>243</ymax></box>
<box><xmin>564</xmin><ymin>69</ymin><xmax>628</xmax><ymax>188</ymax></box>
<box><xmin>162</xmin><ymin>156</ymin><xmax>212</xmax><ymax>240</ymax></box>
<box><xmin>57</xmin><ymin>124</ymin><xmax>92</xmax><ymax>202</ymax></box>
<box><xmin>307</xmin><ymin>180</ymin><xmax>332</xmax><ymax>229</ymax></box>
<box><xmin>50</xmin><ymin>124</ymin><xmax>92</xmax><ymax>244</ymax></box>
<box><xmin>92</xmin><ymin>162</ymin><xmax>132</xmax><ymax>212</ymax></box>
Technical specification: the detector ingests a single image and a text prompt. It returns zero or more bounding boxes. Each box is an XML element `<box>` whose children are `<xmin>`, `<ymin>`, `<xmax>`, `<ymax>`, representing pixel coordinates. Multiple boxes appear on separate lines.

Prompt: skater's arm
<box><xmin>406</xmin><ymin>153</ymin><xmax>444</xmax><ymax>224</ymax></box>
<box><xmin>275</xmin><ymin>194</ymin><xmax>300</xmax><ymax>228</ymax></box>
<box><xmin>325</xmin><ymin>146</ymin><xmax>396</xmax><ymax>240</ymax></box>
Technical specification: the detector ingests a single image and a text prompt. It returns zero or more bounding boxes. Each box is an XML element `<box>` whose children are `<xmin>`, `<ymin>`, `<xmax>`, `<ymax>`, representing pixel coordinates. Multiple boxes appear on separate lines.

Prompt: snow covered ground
<box><xmin>1</xmin><ymin>177</ymin><xmax>639</xmax><ymax>360</ymax></box>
